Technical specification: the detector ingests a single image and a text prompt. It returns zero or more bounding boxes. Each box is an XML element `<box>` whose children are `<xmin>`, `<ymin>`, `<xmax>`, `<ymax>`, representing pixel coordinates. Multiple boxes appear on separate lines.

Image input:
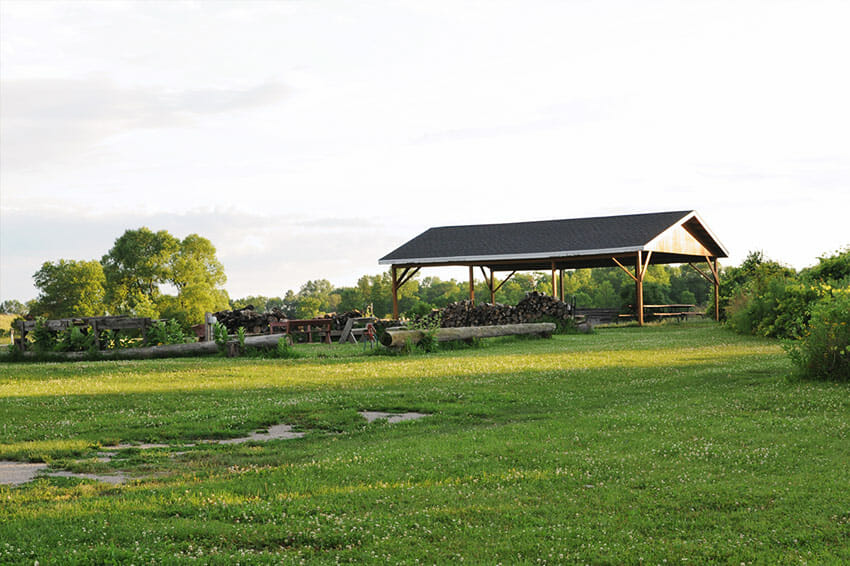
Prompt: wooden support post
<box><xmin>493</xmin><ymin>271</ymin><xmax>516</xmax><ymax>295</ymax></box>
<box><xmin>710</xmin><ymin>257</ymin><xmax>720</xmax><ymax>321</ymax></box>
<box><xmin>688</xmin><ymin>258</ymin><xmax>720</xmax><ymax>321</ymax></box>
<box><xmin>636</xmin><ymin>251</ymin><xmax>644</xmax><ymax>326</ymax></box>
<box><xmin>480</xmin><ymin>266</ymin><xmax>496</xmax><ymax>304</ymax></box>
<box><xmin>17</xmin><ymin>319</ymin><xmax>27</xmax><ymax>351</ymax></box>
<box><xmin>551</xmin><ymin>262</ymin><xmax>557</xmax><ymax>298</ymax></box>
<box><xmin>559</xmin><ymin>269</ymin><xmax>565</xmax><ymax>302</ymax></box>
<box><xmin>469</xmin><ymin>265</ymin><xmax>475</xmax><ymax>305</ymax></box>
<box><xmin>204</xmin><ymin>312</ymin><xmax>214</xmax><ymax>342</ymax></box>
<box><xmin>90</xmin><ymin>320</ymin><xmax>100</xmax><ymax>351</ymax></box>
<box><xmin>391</xmin><ymin>266</ymin><xmax>399</xmax><ymax>320</ymax></box>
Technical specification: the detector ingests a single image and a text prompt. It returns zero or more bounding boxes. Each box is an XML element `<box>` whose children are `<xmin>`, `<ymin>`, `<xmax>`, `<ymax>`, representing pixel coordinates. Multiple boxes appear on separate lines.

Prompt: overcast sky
<box><xmin>2</xmin><ymin>1</ymin><xmax>848</xmax><ymax>303</ymax></box>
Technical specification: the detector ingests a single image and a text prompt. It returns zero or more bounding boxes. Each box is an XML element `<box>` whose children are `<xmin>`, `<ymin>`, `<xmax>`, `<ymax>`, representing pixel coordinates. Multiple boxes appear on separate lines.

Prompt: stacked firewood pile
<box><xmin>212</xmin><ymin>306</ymin><xmax>289</xmax><ymax>334</ymax></box>
<box><xmin>419</xmin><ymin>292</ymin><xmax>573</xmax><ymax>328</ymax></box>
<box><xmin>212</xmin><ymin>307</ymin><xmax>369</xmax><ymax>334</ymax></box>
<box><xmin>325</xmin><ymin>310</ymin><xmax>364</xmax><ymax>329</ymax></box>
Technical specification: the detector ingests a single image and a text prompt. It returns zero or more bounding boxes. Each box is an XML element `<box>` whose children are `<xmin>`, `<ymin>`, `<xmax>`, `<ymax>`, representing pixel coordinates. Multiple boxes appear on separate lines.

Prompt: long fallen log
<box><xmin>380</xmin><ymin>322</ymin><xmax>556</xmax><ymax>348</ymax></box>
<box><xmin>16</xmin><ymin>333</ymin><xmax>293</xmax><ymax>360</ymax></box>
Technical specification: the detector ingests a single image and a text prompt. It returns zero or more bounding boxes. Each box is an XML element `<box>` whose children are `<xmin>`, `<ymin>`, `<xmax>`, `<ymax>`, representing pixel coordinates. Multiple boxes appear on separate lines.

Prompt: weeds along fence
<box><xmin>15</xmin><ymin>315</ymin><xmax>155</xmax><ymax>352</ymax></box>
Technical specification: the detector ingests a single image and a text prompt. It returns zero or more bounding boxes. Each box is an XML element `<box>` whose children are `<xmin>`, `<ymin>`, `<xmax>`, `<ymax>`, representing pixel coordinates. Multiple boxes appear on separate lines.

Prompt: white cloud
<box><xmin>0</xmin><ymin>208</ymin><xmax>402</xmax><ymax>302</ymax></box>
<box><xmin>0</xmin><ymin>78</ymin><xmax>286</xmax><ymax>170</ymax></box>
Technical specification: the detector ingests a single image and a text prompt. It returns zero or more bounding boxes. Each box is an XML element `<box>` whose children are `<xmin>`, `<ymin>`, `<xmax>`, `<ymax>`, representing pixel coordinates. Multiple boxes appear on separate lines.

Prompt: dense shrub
<box><xmin>55</xmin><ymin>326</ymin><xmax>97</xmax><ymax>353</ymax></box>
<box><xmin>802</xmin><ymin>247</ymin><xmax>850</xmax><ymax>284</ymax></box>
<box><xmin>29</xmin><ymin>317</ymin><xmax>57</xmax><ymax>353</ymax></box>
<box><xmin>144</xmin><ymin>319</ymin><xmax>190</xmax><ymax>346</ymax></box>
<box><xmin>726</xmin><ymin>276</ymin><xmax>823</xmax><ymax>339</ymax></box>
<box><xmin>717</xmin><ymin>251</ymin><xmax>795</xmax><ymax>321</ymax></box>
<box><xmin>786</xmin><ymin>289</ymin><xmax>850</xmax><ymax>381</ymax></box>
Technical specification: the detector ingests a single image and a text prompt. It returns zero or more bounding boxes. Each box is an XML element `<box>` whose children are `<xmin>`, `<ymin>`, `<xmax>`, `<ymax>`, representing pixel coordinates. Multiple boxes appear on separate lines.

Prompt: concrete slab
<box><xmin>102</xmin><ymin>442</ymin><xmax>171</xmax><ymax>450</ymax></box>
<box><xmin>44</xmin><ymin>471</ymin><xmax>128</xmax><ymax>485</ymax></box>
<box><xmin>359</xmin><ymin>411</ymin><xmax>429</xmax><ymax>424</ymax></box>
<box><xmin>216</xmin><ymin>424</ymin><xmax>305</xmax><ymax>444</ymax></box>
<box><xmin>0</xmin><ymin>461</ymin><xmax>48</xmax><ymax>486</ymax></box>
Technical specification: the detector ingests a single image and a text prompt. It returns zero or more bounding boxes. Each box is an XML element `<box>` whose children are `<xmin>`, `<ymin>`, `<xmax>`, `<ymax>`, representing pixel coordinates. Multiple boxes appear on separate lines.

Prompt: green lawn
<box><xmin>1</xmin><ymin>323</ymin><xmax>848</xmax><ymax>564</ymax></box>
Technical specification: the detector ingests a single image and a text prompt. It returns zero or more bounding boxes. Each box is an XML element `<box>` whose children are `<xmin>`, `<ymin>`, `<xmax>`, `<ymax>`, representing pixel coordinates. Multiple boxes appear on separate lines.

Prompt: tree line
<box><xmin>8</xmin><ymin>227</ymin><xmax>229</xmax><ymax>327</ymax></box>
<box><xmin>5</xmin><ymin>225</ymin><xmax>846</xmax><ymax>333</ymax></box>
<box><xmin>230</xmin><ymin>263</ymin><xmax>714</xmax><ymax>320</ymax></box>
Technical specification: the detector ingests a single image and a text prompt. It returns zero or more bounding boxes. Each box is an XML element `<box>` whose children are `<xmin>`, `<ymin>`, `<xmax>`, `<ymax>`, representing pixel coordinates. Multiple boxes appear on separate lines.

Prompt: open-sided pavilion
<box><xmin>379</xmin><ymin>210</ymin><xmax>728</xmax><ymax>324</ymax></box>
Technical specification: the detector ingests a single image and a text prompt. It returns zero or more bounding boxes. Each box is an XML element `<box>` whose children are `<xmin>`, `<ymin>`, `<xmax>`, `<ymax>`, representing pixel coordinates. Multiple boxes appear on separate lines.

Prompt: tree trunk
<box><xmin>380</xmin><ymin>322</ymin><xmax>556</xmax><ymax>348</ymax></box>
<box><xmin>17</xmin><ymin>333</ymin><xmax>293</xmax><ymax>360</ymax></box>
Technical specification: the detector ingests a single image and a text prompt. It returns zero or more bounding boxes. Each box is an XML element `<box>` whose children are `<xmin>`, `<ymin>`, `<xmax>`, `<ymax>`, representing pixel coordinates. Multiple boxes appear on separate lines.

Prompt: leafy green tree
<box><xmin>0</xmin><ymin>299</ymin><xmax>26</xmax><ymax>315</ymax></box>
<box><xmin>716</xmin><ymin>251</ymin><xmax>795</xmax><ymax>320</ymax></box>
<box><xmin>355</xmin><ymin>273</ymin><xmax>393</xmax><ymax>317</ymax></box>
<box><xmin>668</xmin><ymin>265</ymin><xmax>710</xmax><ymax>305</ymax></box>
<box><xmin>573</xmin><ymin>291</ymin><xmax>592</xmax><ymax>308</ymax></box>
<box><xmin>418</xmin><ymin>277</ymin><xmax>463</xmax><ymax>307</ymax></box>
<box><xmin>802</xmin><ymin>247</ymin><xmax>850</xmax><ymax>284</ymax></box>
<box><xmin>497</xmin><ymin>273</ymin><xmax>538</xmax><ymax>304</ymax></box>
<box><xmin>230</xmin><ymin>295</ymin><xmax>285</xmax><ymax>312</ymax></box>
<box><xmin>590</xmin><ymin>280</ymin><xmax>619</xmax><ymax>307</ymax></box>
<box><xmin>231</xmin><ymin>295</ymin><xmax>270</xmax><ymax>311</ymax></box>
<box><xmin>166</xmin><ymin>234</ymin><xmax>229</xmax><ymax>324</ymax></box>
<box><xmin>336</xmin><ymin>287</ymin><xmax>368</xmax><ymax>313</ymax></box>
<box><xmin>295</xmin><ymin>296</ymin><xmax>322</xmax><ymax>318</ymax></box>
<box><xmin>31</xmin><ymin>259</ymin><xmax>106</xmax><ymax>318</ymax></box>
<box><xmin>281</xmin><ymin>290</ymin><xmax>299</xmax><ymax>318</ymax></box>
<box><xmin>295</xmin><ymin>279</ymin><xmax>340</xmax><ymax>314</ymax></box>
<box><xmin>102</xmin><ymin>228</ymin><xmax>179</xmax><ymax>316</ymax></box>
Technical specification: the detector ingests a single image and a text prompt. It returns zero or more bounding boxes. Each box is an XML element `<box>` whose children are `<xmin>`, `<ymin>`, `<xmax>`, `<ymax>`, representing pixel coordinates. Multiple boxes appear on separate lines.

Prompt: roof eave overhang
<box><xmin>643</xmin><ymin>210</ymin><xmax>729</xmax><ymax>258</ymax></box>
<box><xmin>379</xmin><ymin>246</ymin><xmax>646</xmax><ymax>266</ymax></box>
<box><xmin>688</xmin><ymin>210</ymin><xmax>730</xmax><ymax>257</ymax></box>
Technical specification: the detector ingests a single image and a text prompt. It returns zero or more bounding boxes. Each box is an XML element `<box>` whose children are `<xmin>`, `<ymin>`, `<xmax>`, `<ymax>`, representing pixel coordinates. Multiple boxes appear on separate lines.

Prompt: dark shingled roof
<box><xmin>380</xmin><ymin>210</ymin><xmax>726</xmax><ymax>269</ymax></box>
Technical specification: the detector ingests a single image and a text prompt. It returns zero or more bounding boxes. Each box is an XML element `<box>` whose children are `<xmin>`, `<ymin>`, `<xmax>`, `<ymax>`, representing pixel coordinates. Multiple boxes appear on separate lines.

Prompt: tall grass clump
<box><xmin>273</xmin><ymin>336</ymin><xmax>301</xmax><ymax>359</ymax></box>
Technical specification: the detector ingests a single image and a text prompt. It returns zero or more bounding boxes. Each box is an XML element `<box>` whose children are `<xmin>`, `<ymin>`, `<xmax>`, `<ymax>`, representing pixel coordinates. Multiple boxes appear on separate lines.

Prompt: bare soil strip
<box><xmin>0</xmin><ymin>461</ymin><xmax>48</xmax><ymax>486</ymax></box>
<box><xmin>359</xmin><ymin>411</ymin><xmax>429</xmax><ymax>423</ymax></box>
<box><xmin>3</xmin><ymin>415</ymin><xmax>426</xmax><ymax>486</ymax></box>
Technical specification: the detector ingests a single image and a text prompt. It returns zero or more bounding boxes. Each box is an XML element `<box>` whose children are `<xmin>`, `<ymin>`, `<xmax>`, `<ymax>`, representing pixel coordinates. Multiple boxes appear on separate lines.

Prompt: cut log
<box><xmin>380</xmin><ymin>323</ymin><xmax>556</xmax><ymax>348</ymax></box>
<box><xmin>17</xmin><ymin>332</ymin><xmax>295</xmax><ymax>361</ymax></box>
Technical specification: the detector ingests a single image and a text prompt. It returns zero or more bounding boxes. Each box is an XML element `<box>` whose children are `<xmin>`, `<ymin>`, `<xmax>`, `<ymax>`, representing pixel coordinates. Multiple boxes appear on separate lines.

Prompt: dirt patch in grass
<box><xmin>359</xmin><ymin>411</ymin><xmax>430</xmax><ymax>424</ymax></box>
<box><xmin>0</xmin><ymin>461</ymin><xmax>48</xmax><ymax>486</ymax></box>
<box><xmin>44</xmin><ymin>470</ymin><xmax>128</xmax><ymax>485</ymax></box>
<box><xmin>216</xmin><ymin>423</ymin><xmax>305</xmax><ymax>444</ymax></box>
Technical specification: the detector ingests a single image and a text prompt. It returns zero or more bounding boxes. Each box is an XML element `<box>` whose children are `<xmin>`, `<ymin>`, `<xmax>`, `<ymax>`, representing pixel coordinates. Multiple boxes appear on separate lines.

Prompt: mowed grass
<box><xmin>1</xmin><ymin>323</ymin><xmax>848</xmax><ymax>564</ymax></box>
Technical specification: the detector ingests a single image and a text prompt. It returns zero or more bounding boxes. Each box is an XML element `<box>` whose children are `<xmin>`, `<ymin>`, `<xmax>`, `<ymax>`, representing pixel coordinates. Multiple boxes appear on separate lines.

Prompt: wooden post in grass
<box><xmin>551</xmin><ymin>262</ymin><xmax>557</xmax><ymax>298</ymax></box>
<box><xmin>687</xmin><ymin>257</ymin><xmax>722</xmax><ymax>322</ymax></box>
<box><xmin>391</xmin><ymin>266</ymin><xmax>399</xmax><ymax>320</ymax></box>
<box><xmin>714</xmin><ymin>258</ymin><xmax>720</xmax><ymax>321</ymax></box>
<box><xmin>559</xmin><ymin>269</ymin><xmax>565</xmax><ymax>301</ymax></box>
<box><xmin>636</xmin><ymin>252</ymin><xmax>644</xmax><ymax>326</ymax></box>
<box><xmin>707</xmin><ymin>256</ymin><xmax>720</xmax><ymax>321</ymax></box>
<box><xmin>469</xmin><ymin>265</ymin><xmax>475</xmax><ymax>305</ymax></box>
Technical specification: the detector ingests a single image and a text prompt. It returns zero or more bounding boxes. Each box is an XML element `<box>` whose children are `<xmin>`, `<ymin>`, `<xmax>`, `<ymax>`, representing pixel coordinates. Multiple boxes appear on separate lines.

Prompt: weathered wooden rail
<box><xmin>16</xmin><ymin>316</ymin><xmax>154</xmax><ymax>351</ymax></box>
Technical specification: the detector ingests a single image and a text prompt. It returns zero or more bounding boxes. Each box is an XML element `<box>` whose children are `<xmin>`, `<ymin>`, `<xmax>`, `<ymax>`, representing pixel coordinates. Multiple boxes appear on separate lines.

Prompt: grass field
<box><xmin>1</xmin><ymin>322</ymin><xmax>848</xmax><ymax>564</ymax></box>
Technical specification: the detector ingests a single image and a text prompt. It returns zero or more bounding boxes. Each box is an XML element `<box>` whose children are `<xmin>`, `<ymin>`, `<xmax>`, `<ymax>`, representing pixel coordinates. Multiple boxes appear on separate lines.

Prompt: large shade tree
<box><xmin>101</xmin><ymin>228</ymin><xmax>228</xmax><ymax>324</ymax></box>
<box><xmin>31</xmin><ymin>259</ymin><xmax>106</xmax><ymax>318</ymax></box>
<box><xmin>102</xmin><ymin>228</ymin><xmax>179</xmax><ymax>317</ymax></box>
<box><xmin>163</xmin><ymin>234</ymin><xmax>230</xmax><ymax>324</ymax></box>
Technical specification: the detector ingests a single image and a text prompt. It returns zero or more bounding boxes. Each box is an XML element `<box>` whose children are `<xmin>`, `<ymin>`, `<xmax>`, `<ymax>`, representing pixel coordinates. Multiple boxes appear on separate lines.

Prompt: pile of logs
<box><xmin>212</xmin><ymin>307</ymin><xmax>367</xmax><ymax>334</ymax></box>
<box><xmin>420</xmin><ymin>292</ymin><xmax>573</xmax><ymax>328</ymax></box>
<box><xmin>325</xmin><ymin>310</ymin><xmax>365</xmax><ymax>330</ymax></box>
<box><xmin>212</xmin><ymin>306</ymin><xmax>287</xmax><ymax>334</ymax></box>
